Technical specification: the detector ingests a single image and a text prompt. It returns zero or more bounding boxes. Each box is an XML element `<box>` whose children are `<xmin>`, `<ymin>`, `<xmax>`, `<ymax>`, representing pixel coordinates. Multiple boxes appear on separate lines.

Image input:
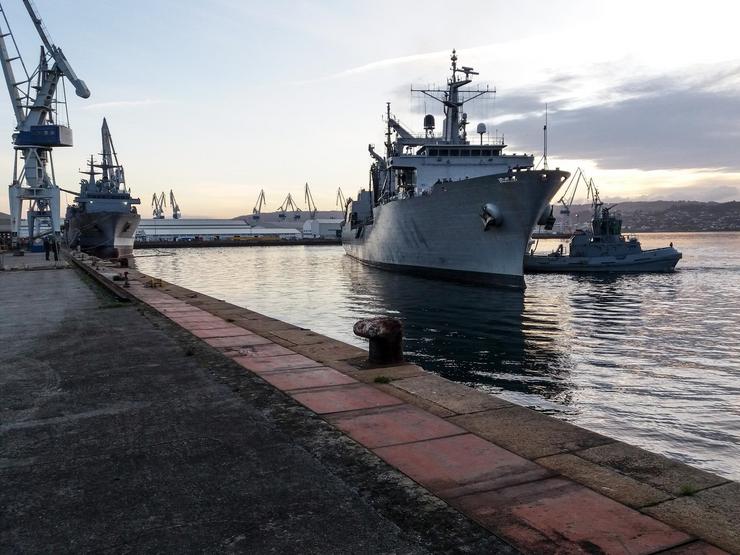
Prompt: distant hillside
<box><xmin>565</xmin><ymin>201</ymin><xmax>740</xmax><ymax>232</ymax></box>
<box><xmin>232</xmin><ymin>202</ymin><xmax>739</xmax><ymax>232</ymax></box>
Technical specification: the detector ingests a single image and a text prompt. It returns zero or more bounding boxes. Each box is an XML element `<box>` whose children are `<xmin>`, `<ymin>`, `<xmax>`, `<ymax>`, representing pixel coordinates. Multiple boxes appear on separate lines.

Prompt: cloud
<box><xmin>486</xmin><ymin>65</ymin><xmax>740</xmax><ymax>172</ymax></box>
<box><xmin>81</xmin><ymin>99</ymin><xmax>162</xmax><ymax>111</ymax></box>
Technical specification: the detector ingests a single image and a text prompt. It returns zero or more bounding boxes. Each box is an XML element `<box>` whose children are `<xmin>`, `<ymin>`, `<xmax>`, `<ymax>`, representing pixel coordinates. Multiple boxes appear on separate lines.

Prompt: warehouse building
<box><xmin>135</xmin><ymin>218</ymin><xmax>302</xmax><ymax>242</ymax></box>
<box><xmin>302</xmin><ymin>218</ymin><xmax>343</xmax><ymax>239</ymax></box>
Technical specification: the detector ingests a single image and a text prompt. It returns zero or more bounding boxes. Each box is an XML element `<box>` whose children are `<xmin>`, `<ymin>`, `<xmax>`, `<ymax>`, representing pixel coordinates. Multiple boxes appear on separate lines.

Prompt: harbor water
<box><xmin>134</xmin><ymin>232</ymin><xmax>740</xmax><ymax>480</ymax></box>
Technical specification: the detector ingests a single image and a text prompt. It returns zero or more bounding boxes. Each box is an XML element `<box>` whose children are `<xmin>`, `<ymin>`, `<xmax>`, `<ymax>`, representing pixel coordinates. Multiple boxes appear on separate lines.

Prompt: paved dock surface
<box><xmin>3</xmin><ymin>256</ymin><xmax>738</xmax><ymax>554</ymax></box>
<box><xmin>1</xmin><ymin>268</ymin><xmax>507</xmax><ymax>553</ymax></box>
<box><xmin>1</xmin><ymin>251</ymin><xmax>67</xmax><ymax>271</ymax></box>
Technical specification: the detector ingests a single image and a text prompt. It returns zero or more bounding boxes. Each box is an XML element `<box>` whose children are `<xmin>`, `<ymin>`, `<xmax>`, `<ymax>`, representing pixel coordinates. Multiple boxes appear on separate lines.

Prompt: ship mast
<box><xmin>410</xmin><ymin>49</ymin><xmax>493</xmax><ymax>145</ymax></box>
<box><xmin>0</xmin><ymin>0</ymin><xmax>90</xmax><ymax>247</ymax></box>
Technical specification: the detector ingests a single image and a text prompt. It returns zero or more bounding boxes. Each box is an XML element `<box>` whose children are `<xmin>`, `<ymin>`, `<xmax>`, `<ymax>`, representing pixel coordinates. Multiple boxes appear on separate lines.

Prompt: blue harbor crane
<box><xmin>0</xmin><ymin>0</ymin><xmax>90</xmax><ymax>248</ymax></box>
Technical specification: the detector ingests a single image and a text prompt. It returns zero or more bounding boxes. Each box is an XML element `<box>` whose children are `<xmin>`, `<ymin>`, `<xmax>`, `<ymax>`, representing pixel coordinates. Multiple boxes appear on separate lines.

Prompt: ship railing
<box><xmin>405</xmin><ymin>134</ymin><xmax>505</xmax><ymax>146</ymax></box>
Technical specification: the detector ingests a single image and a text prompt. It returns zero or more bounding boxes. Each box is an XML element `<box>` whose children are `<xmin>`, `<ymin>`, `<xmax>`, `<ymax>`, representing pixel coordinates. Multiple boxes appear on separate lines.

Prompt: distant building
<box><xmin>135</xmin><ymin>218</ymin><xmax>302</xmax><ymax>242</ymax></box>
<box><xmin>302</xmin><ymin>218</ymin><xmax>343</xmax><ymax>239</ymax></box>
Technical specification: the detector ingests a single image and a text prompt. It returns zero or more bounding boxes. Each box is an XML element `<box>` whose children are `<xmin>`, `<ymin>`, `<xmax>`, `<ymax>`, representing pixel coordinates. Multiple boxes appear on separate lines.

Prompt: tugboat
<box><xmin>524</xmin><ymin>182</ymin><xmax>681</xmax><ymax>273</ymax></box>
<box><xmin>342</xmin><ymin>51</ymin><xmax>569</xmax><ymax>288</ymax></box>
<box><xmin>64</xmin><ymin>119</ymin><xmax>140</xmax><ymax>258</ymax></box>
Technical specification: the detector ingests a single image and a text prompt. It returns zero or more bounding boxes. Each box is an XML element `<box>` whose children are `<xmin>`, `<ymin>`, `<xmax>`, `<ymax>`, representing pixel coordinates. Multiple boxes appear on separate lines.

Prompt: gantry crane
<box><xmin>0</xmin><ymin>0</ymin><xmax>90</xmax><ymax>247</ymax></box>
<box><xmin>277</xmin><ymin>192</ymin><xmax>301</xmax><ymax>221</ymax></box>
<box><xmin>304</xmin><ymin>182</ymin><xmax>317</xmax><ymax>219</ymax></box>
<box><xmin>152</xmin><ymin>192</ymin><xmax>166</xmax><ymax>219</ymax></box>
<box><xmin>252</xmin><ymin>189</ymin><xmax>266</xmax><ymax>220</ymax></box>
<box><xmin>169</xmin><ymin>189</ymin><xmax>181</xmax><ymax>219</ymax></box>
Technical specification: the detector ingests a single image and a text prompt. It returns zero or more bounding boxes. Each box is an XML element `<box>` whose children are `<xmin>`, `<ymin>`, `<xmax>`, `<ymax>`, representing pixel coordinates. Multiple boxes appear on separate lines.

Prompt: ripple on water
<box><xmin>135</xmin><ymin>233</ymin><xmax>740</xmax><ymax>480</ymax></box>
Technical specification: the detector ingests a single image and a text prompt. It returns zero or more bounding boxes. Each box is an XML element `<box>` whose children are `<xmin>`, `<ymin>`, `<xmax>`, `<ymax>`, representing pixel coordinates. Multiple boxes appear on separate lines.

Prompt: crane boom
<box><xmin>252</xmin><ymin>189</ymin><xmax>266</xmax><ymax>220</ymax></box>
<box><xmin>0</xmin><ymin>5</ymin><xmax>25</xmax><ymax>125</ymax></box>
<box><xmin>304</xmin><ymin>182</ymin><xmax>317</xmax><ymax>219</ymax></box>
<box><xmin>336</xmin><ymin>187</ymin><xmax>346</xmax><ymax>209</ymax></box>
<box><xmin>169</xmin><ymin>189</ymin><xmax>181</xmax><ymax>219</ymax></box>
<box><xmin>22</xmin><ymin>0</ymin><xmax>89</xmax><ymax>98</ymax></box>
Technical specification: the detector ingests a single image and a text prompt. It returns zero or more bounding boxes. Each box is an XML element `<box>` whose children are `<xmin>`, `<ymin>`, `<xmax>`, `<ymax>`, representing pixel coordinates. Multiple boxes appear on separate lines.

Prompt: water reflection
<box><xmin>341</xmin><ymin>257</ymin><xmax>575</xmax><ymax>408</ymax></box>
<box><xmin>134</xmin><ymin>235</ymin><xmax>740</xmax><ymax>480</ymax></box>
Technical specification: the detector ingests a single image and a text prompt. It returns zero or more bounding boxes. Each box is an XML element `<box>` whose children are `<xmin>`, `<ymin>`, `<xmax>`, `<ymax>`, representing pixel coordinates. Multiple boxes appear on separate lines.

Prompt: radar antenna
<box><xmin>410</xmin><ymin>49</ymin><xmax>494</xmax><ymax>144</ymax></box>
<box><xmin>543</xmin><ymin>104</ymin><xmax>548</xmax><ymax>170</ymax></box>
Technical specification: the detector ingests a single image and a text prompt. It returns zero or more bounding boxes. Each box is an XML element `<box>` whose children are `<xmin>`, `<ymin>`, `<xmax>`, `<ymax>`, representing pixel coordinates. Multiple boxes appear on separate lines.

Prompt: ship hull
<box><xmin>524</xmin><ymin>247</ymin><xmax>682</xmax><ymax>273</ymax></box>
<box><xmin>65</xmin><ymin>209</ymin><xmax>140</xmax><ymax>258</ymax></box>
<box><xmin>342</xmin><ymin>170</ymin><xmax>568</xmax><ymax>288</ymax></box>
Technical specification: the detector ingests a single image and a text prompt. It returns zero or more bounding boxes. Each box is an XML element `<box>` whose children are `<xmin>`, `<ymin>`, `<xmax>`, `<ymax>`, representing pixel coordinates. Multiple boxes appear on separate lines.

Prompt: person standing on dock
<box><xmin>51</xmin><ymin>237</ymin><xmax>59</xmax><ymax>261</ymax></box>
<box><xmin>42</xmin><ymin>236</ymin><xmax>51</xmax><ymax>261</ymax></box>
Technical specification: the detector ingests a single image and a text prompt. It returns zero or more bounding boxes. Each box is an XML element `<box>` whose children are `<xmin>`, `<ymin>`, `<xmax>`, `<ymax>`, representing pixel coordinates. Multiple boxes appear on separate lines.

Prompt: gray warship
<box><xmin>64</xmin><ymin>119</ymin><xmax>140</xmax><ymax>258</ymax></box>
<box><xmin>524</xmin><ymin>187</ymin><xmax>681</xmax><ymax>273</ymax></box>
<box><xmin>343</xmin><ymin>51</ymin><xmax>569</xmax><ymax>288</ymax></box>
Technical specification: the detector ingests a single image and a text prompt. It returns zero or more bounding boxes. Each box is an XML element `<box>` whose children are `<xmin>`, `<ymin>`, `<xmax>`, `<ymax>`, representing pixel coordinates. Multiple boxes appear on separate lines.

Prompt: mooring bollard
<box><xmin>353</xmin><ymin>317</ymin><xmax>404</xmax><ymax>364</ymax></box>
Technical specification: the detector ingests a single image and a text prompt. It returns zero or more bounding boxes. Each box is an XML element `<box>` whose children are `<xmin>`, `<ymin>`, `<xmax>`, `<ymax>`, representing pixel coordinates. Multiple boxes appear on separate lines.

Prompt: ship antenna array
<box><xmin>409</xmin><ymin>50</ymin><xmax>495</xmax><ymax>144</ymax></box>
<box><xmin>543</xmin><ymin>104</ymin><xmax>548</xmax><ymax>170</ymax></box>
<box><xmin>0</xmin><ymin>0</ymin><xmax>91</xmax><ymax>247</ymax></box>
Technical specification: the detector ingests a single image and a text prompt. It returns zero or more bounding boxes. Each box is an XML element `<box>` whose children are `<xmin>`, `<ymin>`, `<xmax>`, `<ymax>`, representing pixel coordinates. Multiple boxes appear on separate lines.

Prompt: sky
<box><xmin>1</xmin><ymin>0</ymin><xmax>739</xmax><ymax>218</ymax></box>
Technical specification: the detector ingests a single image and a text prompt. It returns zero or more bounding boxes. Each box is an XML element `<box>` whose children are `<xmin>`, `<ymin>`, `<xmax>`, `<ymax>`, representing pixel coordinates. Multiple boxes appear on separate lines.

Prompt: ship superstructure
<box><xmin>64</xmin><ymin>119</ymin><xmax>140</xmax><ymax>258</ymax></box>
<box><xmin>343</xmin><ymin>51</ymin><xmax>569</xmax><ymax>287</ymax></box>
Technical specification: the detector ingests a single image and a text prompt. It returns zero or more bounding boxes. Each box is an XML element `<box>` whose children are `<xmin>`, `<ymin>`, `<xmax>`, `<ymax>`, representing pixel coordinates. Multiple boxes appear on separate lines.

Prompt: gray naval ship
<box><xmin>524</xmin><ymin>188</ymin><xmax>682</xmax><ymax>273</ymax></box>
<box><xmin>343</xmin><ymin>51</ymin><xmax>569</xmax><ymax>288</ymax></box>
<box><xmin>64</xmin><ymin>119</ymin><xmax>140</xmax><ymax>258</ymax></box>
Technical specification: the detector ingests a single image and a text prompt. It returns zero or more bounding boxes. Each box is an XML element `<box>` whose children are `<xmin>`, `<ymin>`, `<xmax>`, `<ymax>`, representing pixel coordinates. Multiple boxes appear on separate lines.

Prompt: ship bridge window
<box><xmin>449</xmin><ymin>149</ymin><xmax>459</xmax><ymax>156</ymax></box>
<box><xmin>460</xmin><ymin>149</ymin><xmax>470</xmax><ymax>156</ymax></box>
<box><xmin>428</xmin><ymin>148</ymin><xmax>438</xmax><ymax>156</ymax></box>
<box><xmin>481</xmin><ymin>149</ymin><xmax>492</xmax><ymax>157</ymax></box>
<box><xmin>471</xmin><ymin>149</ymin><xmax>481</xmax><ymax>156</ymax></box>
<box><xmin>438</xmin><ymin>149</ymin><xmax>448</xmax><ymax>157</ymax></box>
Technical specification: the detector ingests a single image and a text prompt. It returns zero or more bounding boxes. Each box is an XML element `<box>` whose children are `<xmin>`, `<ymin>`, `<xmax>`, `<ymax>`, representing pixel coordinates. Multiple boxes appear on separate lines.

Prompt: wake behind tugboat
<box><xmin>64</xmin><ymin>119</ymin><xmax>140</xmax><ymax>258</ymax></box>
<box><xmin>343</xmin><ymin>51</ymin><xmax>569</xmax><ymax>289</ymax></box>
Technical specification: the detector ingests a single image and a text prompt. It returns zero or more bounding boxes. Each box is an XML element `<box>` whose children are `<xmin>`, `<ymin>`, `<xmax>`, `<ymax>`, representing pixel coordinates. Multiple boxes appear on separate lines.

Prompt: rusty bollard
<box><xmin>353</xmin><ymin>317</ymin><xmax>404</xmax><ymax>365</ymax></box>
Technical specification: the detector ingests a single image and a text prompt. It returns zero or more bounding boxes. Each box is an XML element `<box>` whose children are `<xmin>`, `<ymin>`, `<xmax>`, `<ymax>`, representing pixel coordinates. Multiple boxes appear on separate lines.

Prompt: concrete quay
<box><xmin>3</xmin><ymin>252</ymin><xmax>738</xmax><ymax>553</ymax></box>
<box><xmin>1</xmin><ymin>262</ymin><xmax>506</xmax><ymax>553</ymax></box>
<box><xmin>0</xmin><ymin>251</ymin><xmax>68</xmax><ymax>271</ymax></box>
